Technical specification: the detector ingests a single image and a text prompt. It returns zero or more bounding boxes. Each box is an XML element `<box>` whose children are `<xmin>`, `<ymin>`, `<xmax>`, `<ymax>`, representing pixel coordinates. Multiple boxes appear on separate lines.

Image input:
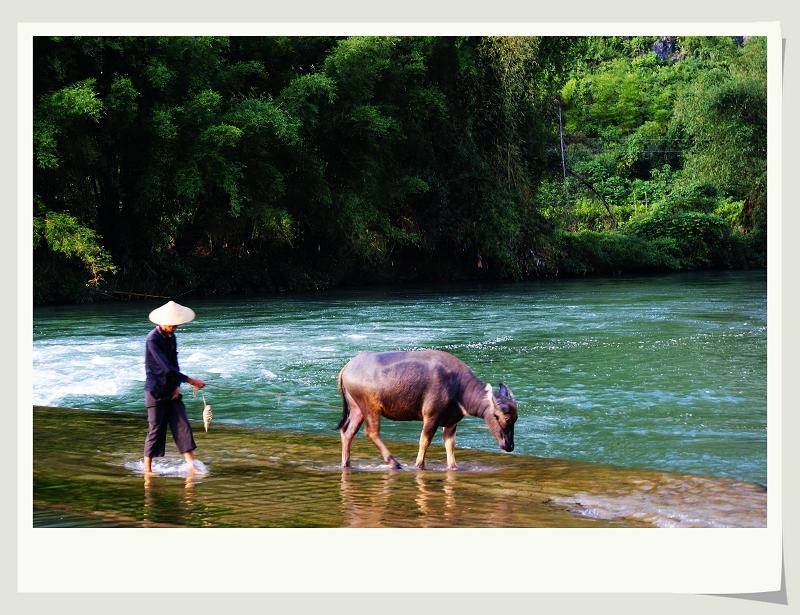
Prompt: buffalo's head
<box><xmin>483</xmin><ymin>383</ymin><xmax>517</xmax><ymax>452</ymax></box>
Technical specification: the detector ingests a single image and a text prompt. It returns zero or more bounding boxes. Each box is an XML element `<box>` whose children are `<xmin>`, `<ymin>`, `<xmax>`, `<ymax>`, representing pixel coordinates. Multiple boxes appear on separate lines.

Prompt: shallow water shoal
<box><xmin>32</xmin><ymin>406</ymin><xmax>766</xmax><ymax>528</ymax></box>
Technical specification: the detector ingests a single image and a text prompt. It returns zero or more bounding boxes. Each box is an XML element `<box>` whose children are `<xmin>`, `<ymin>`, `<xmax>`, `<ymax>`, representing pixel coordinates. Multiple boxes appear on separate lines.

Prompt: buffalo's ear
<box><xmin>499</xmin><ymin>383</ymin><xmax>512</xmax><ymax>399</ymax></box>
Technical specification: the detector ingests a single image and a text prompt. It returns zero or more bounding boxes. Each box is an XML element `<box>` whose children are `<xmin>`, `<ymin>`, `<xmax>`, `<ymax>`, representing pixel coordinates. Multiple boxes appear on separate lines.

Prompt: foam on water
<box><xmin>549</xmin><ymin>477</ymin><xmax>767</xmax><ymax>528</ymax></box>
<box><xmin>305</xmin><ymin>461</ymin><xmax>508</xmax><ymax>473</ymax></box>
<box><xmin>89</xmin><ymin>356</ymin><xmax>115</xmax><ymax>366</ymax></box>
<box><xmin>124</xmin><ymin>457</ymin><xmax>210</xmax><ymax>478</ymax></box>
<box><xmin>229</xmin><ymin>349</ymin><xmax>256</xmax><ymax>357</ymax></box>
<box><xmin>33</xmin><ymin>336</ymin><xmax>145</xmax><ymax>407</ymax></box>
<box><xmin>308</xmin><ymin>463</ymin><xmax>400</xmax><ymax>472</ymax></box>
<box><xmin>33</xmin><ymin>364</ymin><xmax>143</xmax><ymax>407</ymax></box>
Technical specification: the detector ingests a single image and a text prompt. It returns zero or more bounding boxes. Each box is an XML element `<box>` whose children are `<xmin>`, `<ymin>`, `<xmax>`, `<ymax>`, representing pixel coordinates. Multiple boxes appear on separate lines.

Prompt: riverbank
<box><xmin>32</xmin><ymin>406</ymin><xmax>766</xmax><ymax>528</ymax></box>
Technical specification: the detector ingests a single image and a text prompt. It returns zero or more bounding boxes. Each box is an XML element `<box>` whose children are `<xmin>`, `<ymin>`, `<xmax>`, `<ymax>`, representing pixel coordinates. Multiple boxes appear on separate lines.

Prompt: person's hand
<box><xmin>187</xmin><ymin>377</ymin><xmax>206</xmax><ymax>389</ymax></box>
<box><xmin>171</xmin><ymin>387</ymin><xmax>181</xmax><ymax>400</ymax></box>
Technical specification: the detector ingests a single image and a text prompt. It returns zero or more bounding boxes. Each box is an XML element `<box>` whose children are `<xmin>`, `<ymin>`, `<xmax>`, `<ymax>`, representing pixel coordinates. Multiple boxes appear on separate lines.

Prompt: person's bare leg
<box><xmin>144</xmin><ymin>456</ymin><xmax>154</xmax><ymax>474</ymax></box>
<box><xmin>183</xmin><ymin>450</ymin><xmax>196</xmax><ymax>473</ymax></box>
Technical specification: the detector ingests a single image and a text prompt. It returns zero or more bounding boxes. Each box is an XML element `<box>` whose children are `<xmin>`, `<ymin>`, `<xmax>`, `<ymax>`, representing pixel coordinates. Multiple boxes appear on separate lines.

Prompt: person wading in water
<box><xmin>143</xmin><ymin>301</ymin><xmax>206</xmax><ymax>475</ymax></box>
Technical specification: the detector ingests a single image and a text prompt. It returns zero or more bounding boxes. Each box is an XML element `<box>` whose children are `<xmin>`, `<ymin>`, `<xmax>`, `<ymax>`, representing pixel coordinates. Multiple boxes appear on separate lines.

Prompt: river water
<box><xmin>32</xmin><ymin>270</ymin><xmax>767</xmax><ymax>485</ymax></box>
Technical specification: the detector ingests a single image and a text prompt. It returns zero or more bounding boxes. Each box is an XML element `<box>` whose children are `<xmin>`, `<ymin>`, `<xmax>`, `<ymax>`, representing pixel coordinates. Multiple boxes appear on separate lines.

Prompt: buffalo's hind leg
<box><xmin>363</xmin><ymin>413</ymin><xmax>402</xmax><ymax>469</ymax></box>
<box><xmin>340</xmin><ymin>394</ymin><xmax>364</xmax><ymax>468</ymax></box>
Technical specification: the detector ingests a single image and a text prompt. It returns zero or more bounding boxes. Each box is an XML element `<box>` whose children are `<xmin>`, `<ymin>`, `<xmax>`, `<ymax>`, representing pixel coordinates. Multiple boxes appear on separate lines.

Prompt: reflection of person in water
<box><xmin>142</xmin><ymin>469</ymin><xmax>206</xmax><ymax>526</ymax></box>
<box><xmin>143</xmin><ymin>473</ymin><xmax>153</xmax><ymax>524</ymax></box>
<box><xmin>143</xmin><ymin>301</ymin><xmax>206</xmax><ymax>476</ymax></box>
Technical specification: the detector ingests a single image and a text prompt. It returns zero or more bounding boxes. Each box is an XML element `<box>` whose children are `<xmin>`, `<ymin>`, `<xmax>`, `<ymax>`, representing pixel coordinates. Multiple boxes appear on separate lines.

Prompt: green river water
<box><xmin>32</xmin><ymin>271</ymin><xmax>768</xmax><ymax>527</ymax></box>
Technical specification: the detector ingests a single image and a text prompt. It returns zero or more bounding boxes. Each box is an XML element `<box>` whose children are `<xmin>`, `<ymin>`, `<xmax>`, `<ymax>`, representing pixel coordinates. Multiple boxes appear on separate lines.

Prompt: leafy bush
<box><xmin>625</xmin><ymin>208</ymin><xmax>751</xmax><ymax>268</ymax></box>
<box><xmin>554</xmin><ymin>230</ymin><xmax>682</xmax><ymax>275</ymax></box>
<box><xmin>713</xmin><ymin>197</ymin><xmax>745</xmax><ymax>229</ymax></box>
<box><xmin>34</xmin><ymin>210</ymin><xmax>117</xmax><ymax>285</ymax></box>
<box><xmin>572</xmin><ymin>197</ymin><xmax>612</xmax><ymax>231</ymax></box>
<box><xmin>33</xmin><ymin>252</ymin><xmax>98</xmax><ymax>304</ymax></box>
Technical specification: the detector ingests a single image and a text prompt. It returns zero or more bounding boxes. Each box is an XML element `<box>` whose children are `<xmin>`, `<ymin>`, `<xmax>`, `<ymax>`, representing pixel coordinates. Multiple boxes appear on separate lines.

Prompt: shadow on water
<box><xmin>33</xmin><ymin>407</ymin><xmax>766</xmax><ymax>528</ymax></box>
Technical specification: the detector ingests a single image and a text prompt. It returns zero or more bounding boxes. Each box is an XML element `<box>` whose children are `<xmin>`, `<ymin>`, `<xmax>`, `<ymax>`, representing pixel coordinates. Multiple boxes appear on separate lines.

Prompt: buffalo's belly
<box><xmin>379</xmin><ymin>399</ymin><xmax>463</xmax><ymax>425</ymax></box>
<box><xmin>377</xmin><ymin>395</ymin><xmax>425</xmax><ymax>421</ymax></box>
<box><xmin>381</xmin><ymin>408</ymin><xmax>423</xmax><ymax>421</ymax></box>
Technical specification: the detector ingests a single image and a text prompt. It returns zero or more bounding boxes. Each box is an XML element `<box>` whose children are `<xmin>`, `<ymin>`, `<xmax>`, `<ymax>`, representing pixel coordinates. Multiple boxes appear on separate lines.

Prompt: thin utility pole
<box><xmin>557</xmin><ymin>96</ymin><xmax>571</xmax><ymax>227</ymax></box>
<box><xmin>558</xmin><ymin>97</ymin><xmax>567</xmax><ymax>181</ymax></box>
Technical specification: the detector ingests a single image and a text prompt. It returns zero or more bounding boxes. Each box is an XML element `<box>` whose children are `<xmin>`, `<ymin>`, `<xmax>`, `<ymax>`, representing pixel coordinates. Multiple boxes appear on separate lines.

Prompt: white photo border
<box><xmin>17</xmin><ymin>21</ymin><xmax>782</xmax><ymax>594</ymax></box>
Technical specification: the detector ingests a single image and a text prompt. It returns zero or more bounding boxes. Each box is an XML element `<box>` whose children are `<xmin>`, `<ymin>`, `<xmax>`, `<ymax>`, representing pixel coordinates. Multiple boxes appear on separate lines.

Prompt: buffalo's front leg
<box><xmin>363</xmin><ymin>414</ymin><xmax>401</xmax><ymax>469</ymax></box>
<box><xmin>415</xmin><ymin>419</ymin><xmax>438</xmax><ymax>470</ymax></box>
<box><xmin>340</xmin><ymin>395</ymin><xmax>364</xmax><ymax>468</ymax></box>
<box><xmin>443</xmin><ymin>425</ymin><xmax>458</xmax><ymax>470</ymax></box>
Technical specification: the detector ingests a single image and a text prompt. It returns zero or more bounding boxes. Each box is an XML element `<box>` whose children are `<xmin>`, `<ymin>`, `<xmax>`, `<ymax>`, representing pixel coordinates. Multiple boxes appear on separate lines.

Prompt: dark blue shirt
<box><xmin>144</xmin><ymin>326</ymin><xmax>188</xmax><ymax>400</ymax></box>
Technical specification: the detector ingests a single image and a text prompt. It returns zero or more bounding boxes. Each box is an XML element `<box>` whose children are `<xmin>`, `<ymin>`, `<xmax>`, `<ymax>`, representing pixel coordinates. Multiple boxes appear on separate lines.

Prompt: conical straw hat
<box><xmin>149</xmin><ymin>301</ymin><xmax>196</xmax><ymax>326</ymax></box>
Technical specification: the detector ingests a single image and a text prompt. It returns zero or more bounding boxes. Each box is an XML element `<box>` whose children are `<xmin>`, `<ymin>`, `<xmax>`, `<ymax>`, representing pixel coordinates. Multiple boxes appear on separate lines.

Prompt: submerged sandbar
<box><xmin>32</xmin><ymin>406</ymin><xmax>766</xmax><ymax>528</ymax></box>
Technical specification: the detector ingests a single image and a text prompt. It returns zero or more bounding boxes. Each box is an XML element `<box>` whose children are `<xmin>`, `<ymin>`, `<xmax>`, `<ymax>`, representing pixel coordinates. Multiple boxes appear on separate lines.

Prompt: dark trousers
<box><xmin>144</xmin><ymin>392</ymin><xmax>197</xmax><ymax>458</ymax></box>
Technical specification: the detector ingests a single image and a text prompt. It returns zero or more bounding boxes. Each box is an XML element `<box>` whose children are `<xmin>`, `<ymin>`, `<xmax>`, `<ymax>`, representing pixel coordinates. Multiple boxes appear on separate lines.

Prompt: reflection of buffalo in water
<box><xmin>415</xmin><ymin>472</ymin><xmax>457</xmax><ymax>526</ymax></box>
<box><xmin>337</xmin><ymin>350</ymin><xmax>517</xmax><ymax>469</ymax></box>
<box><xmin>338</xmin><ymin>468</ymin><xmax>518</xmax><ymax>527</ymax></box>
<box><xmin>339</xmin><ymin>469</ymin><xmax>398</xmax><ymax>527</ymax></box>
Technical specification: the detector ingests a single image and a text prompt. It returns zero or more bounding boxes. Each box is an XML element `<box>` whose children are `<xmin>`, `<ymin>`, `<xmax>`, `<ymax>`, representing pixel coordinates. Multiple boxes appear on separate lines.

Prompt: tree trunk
<box><xmin>96</xmin><ymin>167</ymin><xmax>122</xmax><ymax>259</ymax></box>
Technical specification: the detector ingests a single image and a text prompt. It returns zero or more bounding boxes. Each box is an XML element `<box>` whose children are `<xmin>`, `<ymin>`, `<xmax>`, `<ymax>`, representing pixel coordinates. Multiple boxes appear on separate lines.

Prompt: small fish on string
<box><xmin>194</xmin><ymin>386</ymin><xmax>213</xmax><ymax>432</ymax></box>
<box><xmin>202</xmin><ymin>395</ymin><xmax>213</xmax><ymax>432</ymax></box>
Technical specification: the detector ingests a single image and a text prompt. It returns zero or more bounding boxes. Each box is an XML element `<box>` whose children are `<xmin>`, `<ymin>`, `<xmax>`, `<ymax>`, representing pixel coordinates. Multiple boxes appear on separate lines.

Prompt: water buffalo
<box><xmin>337</xmin><ymin>350</ymin><xmax>517</xmax><ymax>470</ymax></box>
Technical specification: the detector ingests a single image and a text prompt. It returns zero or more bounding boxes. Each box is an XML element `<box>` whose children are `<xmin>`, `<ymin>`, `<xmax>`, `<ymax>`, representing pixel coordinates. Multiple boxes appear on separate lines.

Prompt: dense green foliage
<box><xmin>33</xmin><ymin>36</ymin><xmax>767</xmax><ymax>303</ymax></box>
<box><xmin>545</xmin><ymin>36</ymin><xmax>767</xmax><ymax>275</ymax></box>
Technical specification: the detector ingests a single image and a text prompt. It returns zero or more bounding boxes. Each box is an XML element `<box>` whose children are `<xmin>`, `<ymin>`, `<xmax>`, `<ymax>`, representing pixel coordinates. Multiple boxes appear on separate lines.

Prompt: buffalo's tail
<box><xmin>336</xmin><ymin>367</ymin><xmax>350</xmax><ymax>431</ymax></box>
